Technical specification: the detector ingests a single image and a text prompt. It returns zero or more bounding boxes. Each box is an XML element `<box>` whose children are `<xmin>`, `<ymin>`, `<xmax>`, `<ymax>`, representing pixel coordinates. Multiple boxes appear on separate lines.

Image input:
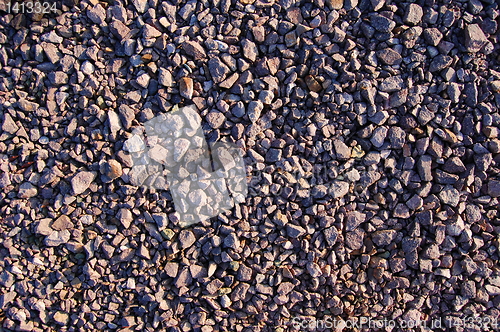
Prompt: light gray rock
<box><xmin>71</xmin><ymin>171</ymin><xmax>96</xmax><ymax>195</ymax></box>
<box><xmin>439</xmin><ymin>185</ymin><xmax>460</xmax><ymax>207</ymax></box>
<box><xmin>247</xmin><ymin>101</ymin><xmax>263</xmax><ymax>123</ymax></box>
<box><xmin>464</xmin><ymin>24</ymin><xmax>488</xmax><ymax>52</ymax></box>
<box><xmin>208</xmin><ymin>58</ymin><xmax>231</xmax><ymax>83</ymax></box>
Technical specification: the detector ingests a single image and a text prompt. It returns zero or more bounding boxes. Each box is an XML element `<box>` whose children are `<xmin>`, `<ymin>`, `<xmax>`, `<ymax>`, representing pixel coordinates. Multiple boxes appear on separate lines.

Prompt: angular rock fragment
<box><xmin>182</xmin><ymin>40</ymin><xmax>206</xmax><ymax>60</ymax></box>
<box><xmin>180</xmin><ymin>77</ymin><xmax>194</xmax><ymax>99</ymax></box>
<box><xmin>464</xmin><ymin>24</ymin><xmax>488</xmax><ymax>52</ymax></box>
<box><xmin>403</xmin><ymin>4</ymin><xmax>423</xmax><ymax>25</ymax></box>
<box><xmin>71</xmin><ymin>171</ymin><xmax>96</xmax><ymax>195</ymax></box>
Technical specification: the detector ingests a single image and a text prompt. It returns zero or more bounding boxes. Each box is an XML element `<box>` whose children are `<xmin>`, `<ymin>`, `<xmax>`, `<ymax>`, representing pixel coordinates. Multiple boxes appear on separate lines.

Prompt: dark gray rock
<box><xmin>372</xmin><ymin>230</ymin><xmax>397</xmax><ymax>246</ymax></box>
<box><xmin>371</xmin><ymin>14</ymin><xmax>396</xmax><ymax>32</ymax></box>
<box><xmin>379</xmin><ymin>76</ymin><xmax>404</xmax><ymax>92</ymax></box>
<box><xmin>206</xmin><ymin>111</ymin><xmax>225</xmax><ymax>129</ymax></box>
<box><xmin>286</xmin><ymin>224</ymin><xmax>306</xmax><ymax>238</ymax></box>
<box><xmin>182</xmin><ymin>40</ymin><xmax>206</xmax><ymax>60</ymax></box>
<box><xmin>417</xmin><ymin>155</ymin><xmax>433</xmax><ymax>182</ymax></box>
<box><xmin>487</xmin><ymin>180</ymin><xmax>500</xmax><ymax>197</ymax></box>
<box><xmin>464</xmin><ymin>24</ymin><xmax>488</xmax><ymax>52</ymax></box>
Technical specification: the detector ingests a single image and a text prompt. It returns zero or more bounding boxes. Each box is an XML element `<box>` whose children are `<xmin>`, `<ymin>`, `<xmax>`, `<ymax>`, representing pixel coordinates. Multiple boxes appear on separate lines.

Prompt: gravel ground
<box><xmin>0</xmin><ymin>0</ymin><xmax>500</xmax><ymax>331</ymax></box>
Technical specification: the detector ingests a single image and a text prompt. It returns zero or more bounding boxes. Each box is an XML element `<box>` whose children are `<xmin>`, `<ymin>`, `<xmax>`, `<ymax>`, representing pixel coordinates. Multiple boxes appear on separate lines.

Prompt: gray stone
<box><xmin>306</xmin><ymin>262</ymin><xmax>322</xmax><ymax>277</ymax></box>
<box><xmin>174</xmin><ymin>138</ymin><xmax>190</xmax><ymax>162</ymax></box>
<box><xmin>379</xmin><ymin>76</ymin><xmax>404</xmax><ymax>92</ymax></box>
<box><xmin>345</xmin><ymin>211</ymin><xmax>365</xmax><ymax>231</ymax></box>
<box><xmin>241</xmin><ymin>39</ymin><xmax>258</xmax><ymax>62</ymax></box>
<box><xmin>237</xmin><ymin>264</ymin><xmax>252</xmax><ymax>281</ymax></box>
<box><xmin>41</xmin><ymin>31</ymin><xmax>63</xmax><ymax>43</ymax></box>
<box><xmin>429</xmin><ymin>55</ymin><xmax>452</xmax><ymax>72</ymax></box>
<box><xmin>188</xmin><ymin>189</ymin><xmax>207</xmax><ymax>206</ymax></box>
<box><xmin>108</xmin><ymin>110</ymin><xmax>122</xmax><ymax>136</ymax></box>
<box><xmin>182</xmin><ymin>40</ymin><xmax>206</xmax><ymax>60</ymax></box>
<box><xmin>51</xmin><ymin>215</ymin><xmax>73</xmax><ymax>231</ymax></box>
<box><xmin>44</xmin><ymin>230</ymin><xmax>71</xmax><ymax>247</ymax></box>
<box><xmin>17</xmin><ymin>182</ymin><xmax>37</xmax><ymax>198</ymax></box>
<box><xmin>439</xmin><ymin>185</ymin><xmax>460</xmax><ymax>207</ymax></box>
<box><xmin>487</xmin><ymin>180</ymin><xmax>500</xmax><ymax>197</ymax></box>
<box><xmin>323</xmin><ymin>227</ymin><xmax>338</xmax><ymax>246</ymax></box>
<box><xmin>286</xmin><ymin>224</ymin><xmax>306</xmax><ymax>238</ymax></box>
<box><xmin>372</xmin><ymin>230</ymin><xmax>397</xmax><ymax>246</ymax></box>
<box><xmin>119</xmin><ymin>104</ymin><xmax>135</xmax><ymax>129</ymax></box>
<box><xmin>232</xmin><ymin>101</ymin><xmax>245</xmax><ymax>117</ymax></box>
<box><xmin>258</xmin><ymin>90</ymin><xmax>274</xmax><ymax>104</ymax></box>
<box><xmin>247</xmin><ymin>100</ymin><xmax>263</xmax><ymax>123</ymax></box>
<box><xmin>110</xmin><ymin>20</ymin><xmax>131</xmax><ymax>40</ymax></box>
<box><xmin>464</xmin><ymin>24</ymin><xmax>488</xmax><ymax>52</ymax></box>
<box><xmin>178</xmin><ymin>230</ymin><xmax>196</xmax><ymax>249</ymax></box>
<box><xmin>0</xmin><ymin>173</ymin><xmax>11</xmax><ymax>188</ymax></box>
<box><xmin>1</xmin><ymin>113</ymin><xmax>18</xmax><ymax>135</ymax></box>
<box><xmin>417</xmin><ymin>155</ymin><xmax>433</xmax><ymax>182</ymax></box>
<box><xmin>223</xmin><ymin>233</ymin><xmax>240</xmax><ymax>250</ymax></box>
<box><xmin>87</xmin><ymin>4</ymin><xmax>106</xmax><ymax>25</ymax></box>
<box><xmin>117</xmin><ymin>208</ymin><xmax>133</xmax><ymax>228</ymax></box>
<box><xmin>53</xmin><ymin>311</ymin><xmax>69</xmax><ymax>325</ymax></box>
<box><xmin>333</xmin><ymin>139</ymin><xmax>351</xmax><ymax>160</ymax></box>
<box><xmin>376</xmin><ymin>48</ymin><xmax>402</xmax><ymax>65</ymax></box>
<box><xmin>206</xmin><ymin>111</ymin><xmax>225</xmax><ymax>129</ymax></box>
<box><xmin>48</xmin><ymin>72</ymin><xmax>68</xmax><ymax>86</ymax></box>
<box><xmin>152</xmin><ymin>213</ymin><xmax>168</xmax><ymax>229</ymax></box>
<box><xmin>403</xmin><ymin>4</ymin><xmax>423</xmax><ymax>25</ymax></box>
<box><xmin>265</xmin><ymin>148</ymin><xmax>282</xmax><ymax>163</ymax></box>
<box><xmin>443</xmin><ymin>156</ymin><xmax>466</xmax><ymax>174</ymax></box>
<box><xmin>406</xmin><ymin>195</ymin><xmax>423</xmax><ymax>210</ymax></box>
<box><xmin>231</xmin><ymin>283</ymin><xmax>250</xmax><ymax>302</ymax></box>
<box><xmin>208</xmin><ymin>58</ymin><xmax>231</xmax><ymax>83</ymax></box>
<box><xmin>464</xmin><ymin>82</ymin><xmax>478</xmax><ymax>107</ymax></box>
<box><xmin>143</xmin><ymin>24</ymin><xmax>161</xmax><ymax>39</ymax></box>
<box><xmin>461</xmin><ymin>280</ymin><xmax>476</xmax><ymax>299</ymax></box>
<box><xmin>0</xmin><ymin>271</ymin><xmax>15</xmax><ymax>288</ymax></box>
<box><xmin>330</xmin><ymin>181</ymin><xmax>349</xmax><ymax>198</ymax></box>
<box><xmin>345</xmin><ymin>228</ymin><xmax>365</xmax><ymax>250</ymax></box>
<box><xmin>371</xmin><ymin>14</ymin><xmax>395</xmax><ymax>32</ymax></box>
<box><xmin>71</xmin><ymin>171</ymin><xmax>96</xmax><ymax>195</ymax></box>
<box><xmin>311</xmin><ymin>185</ymin><xmax>328</xmax><ymax>198</ymax></box>
<box><xmin>132</xmin><ymin>0</ymin><xmax>148</xmax><ymax>13</ymax></box>
<box><xmin>371</xmin><ymin>126</ymin><xmax>388</xmax><ymax>147</ymax></box>
<box><xmin>136</xmin><ymin>72</ymin><xmax>150</xmax><ymax>88</ymax></box>
<box><xmin>165</xmin><ymin>262</ymin><xmax>178</xmax><ymax>278</ymax></box>
<box><xmin>388</xmin><ymin>126</ymin><xmax>405</xmax><ymax>149</ymax></box>
<box><xmin>158</xmin><ymin>68</ymin><xmax>173</xmax><ymax>87</ymax></box>
<box><xmin>179</xmin><ymin>0</ymin><xmax>196</xmax><ymax>20</ymax></box>
<box><xmin>423</xmin><ymin>28</ymin><xmax>443</xmax><ymax>46</ymax></box>
<box><xmin>465</xmin><ymin>205</ymin><xmax>481</xmax><ymax>223</ymax></box>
